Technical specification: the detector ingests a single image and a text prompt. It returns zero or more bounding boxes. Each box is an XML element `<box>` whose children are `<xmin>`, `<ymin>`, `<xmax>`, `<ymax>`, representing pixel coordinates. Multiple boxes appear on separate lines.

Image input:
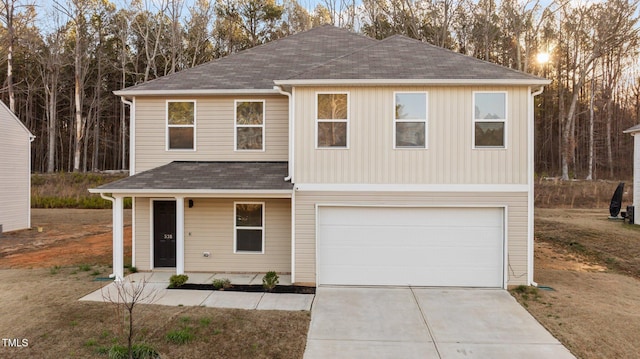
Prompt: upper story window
<box><xmin>473</xmin><ymin>92</ymin><xmax>506</xmax><ymax>148</ymax></box>
<box><xmin>394</xmin><ymin>92</ymin><xmax>427</xmax><ymax>149</ymax></box>
<box><xmin>317</xmin><ymin>93</ymin><xmax>348</xmax><ymax>148</ymax></box>
<box><xmin>167</xmin><ymin>101</ymin><xmax>195</xmax><ymax>150</ymax></box>
<box><xmin>235</xmin><ymin>100</ymin><xmax>265</xmax><ymax>151</ymax></box>
<box><xmin>234</xmin><ymin>202</ymin><xmax>264</xmax><ymax>254</ymax></box>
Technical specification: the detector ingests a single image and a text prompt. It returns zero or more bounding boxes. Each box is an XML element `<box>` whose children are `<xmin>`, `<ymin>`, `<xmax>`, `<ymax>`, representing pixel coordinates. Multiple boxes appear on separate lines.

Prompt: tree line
<box><xmin>1</xmin><ymin>0</ymin><xmax>639</xmax><ymax>180</ymax></box>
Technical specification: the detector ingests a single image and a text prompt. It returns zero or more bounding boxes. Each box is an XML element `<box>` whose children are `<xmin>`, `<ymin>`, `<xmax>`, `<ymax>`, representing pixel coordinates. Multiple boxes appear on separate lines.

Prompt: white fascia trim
<box><xmin>274</xmin><ymin>79</ymin><xmax>551</xmax><ymax>86</ymax></box>
<box><xmin>113</xmin><ymin>89</ymin><xmax>280</xmax><ymax>96</ymax></box>
<box><xmin>295</xmin><ymin>184</ymin><xmax>529</xmax><ymax>192</ymax></box>
<box><xmin>89</xmin><ymin>189</ymin><xmax>293</xmax><ymax>197</ymax></box>
<box><xmin>121</xmin><ymin>97</ymin><xmax>135</xmax><ymax>175</ymax></box>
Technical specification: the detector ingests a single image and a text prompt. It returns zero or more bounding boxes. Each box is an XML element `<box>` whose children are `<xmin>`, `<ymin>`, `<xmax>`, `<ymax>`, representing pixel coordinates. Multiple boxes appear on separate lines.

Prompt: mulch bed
<box><xmin>169</xmin><ymin>283</ymin><xmax>316</xmax><ymax>294</ymax></box>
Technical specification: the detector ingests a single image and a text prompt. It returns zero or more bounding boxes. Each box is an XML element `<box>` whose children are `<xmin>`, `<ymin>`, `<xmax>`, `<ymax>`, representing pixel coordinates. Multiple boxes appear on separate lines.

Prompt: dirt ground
<box><xmin>513</xmin><ymin>208</ymin><xmax>640</xmax><ymax>359</ymax></box>
<box><xmin>0</xmin><ymin>209</ymin><xmax>132</xmax><ymax>268</ymax></box>
<box><xmin>0</xmin><ymin>209</ymin><xmax>309</xmax><ymax>358</ymax></box>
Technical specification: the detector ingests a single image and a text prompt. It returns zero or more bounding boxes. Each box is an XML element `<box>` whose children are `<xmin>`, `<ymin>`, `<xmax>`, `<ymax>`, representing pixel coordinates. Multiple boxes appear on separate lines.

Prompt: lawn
<box><xmin>0</xmin><ymin>210</ymin><xmax>310</xmax><ymax>359</ymax></box>
<box><xmin>511</xmin><ymin>208</ymin><xmax>640</xmax><ymax>359</ymax></box>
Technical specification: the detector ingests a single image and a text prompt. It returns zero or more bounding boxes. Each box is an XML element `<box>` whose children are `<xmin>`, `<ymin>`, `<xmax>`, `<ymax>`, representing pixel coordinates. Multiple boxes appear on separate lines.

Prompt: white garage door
<box><xmin>317</xmin><ymin>206</ymin><xmax>504</xmax><ymax>287</ymax></box>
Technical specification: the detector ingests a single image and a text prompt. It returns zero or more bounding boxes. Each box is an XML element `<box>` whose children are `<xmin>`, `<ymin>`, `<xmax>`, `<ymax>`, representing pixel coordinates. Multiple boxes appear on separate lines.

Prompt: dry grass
<box><xmin>535</xmin><ymin>178</ymin><xmax>632</xmax><ymax>209</ymax></box>
<box><xmin>31</xmin><ymin>172</ymin><xmax>128</xmax><ymax>209</ymax></box>
<box><xmin>0</xmin><ymin>266</ymin><xmax>310</xmax><ymax>358</ymax></box>
<box><xmin>510</xmin><ymin>207</ymin><xmax>640</xmax><ymax>359</ymax></box>
<box><xmin>0</xmin><ymin>209</ymin><xmax>309</xmax><ymax>358</ymax></box>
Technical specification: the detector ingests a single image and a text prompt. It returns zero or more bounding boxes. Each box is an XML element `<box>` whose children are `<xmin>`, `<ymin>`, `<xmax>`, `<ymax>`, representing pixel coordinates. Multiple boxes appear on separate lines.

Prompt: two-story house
<box><xmin>92</xmin><ymin>25</ymin><xmax>549</xmax><ymax>288</ymax></box>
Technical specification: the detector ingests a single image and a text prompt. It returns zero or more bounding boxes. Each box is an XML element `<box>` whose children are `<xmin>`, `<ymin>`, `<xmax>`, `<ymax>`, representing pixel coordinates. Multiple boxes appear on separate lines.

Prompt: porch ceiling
<box><xmin>89</xmin><ymin>161</ymin><xmax>293</xmax><ymax>195</ymax></box>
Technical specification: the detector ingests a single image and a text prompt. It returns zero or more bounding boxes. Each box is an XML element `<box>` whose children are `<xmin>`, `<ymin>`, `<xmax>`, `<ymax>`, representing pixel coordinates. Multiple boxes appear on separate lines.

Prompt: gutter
<box><xmin>274</xmin><ymin>85</ymin><xmax>294</xmax><ymax>182</ymax></box>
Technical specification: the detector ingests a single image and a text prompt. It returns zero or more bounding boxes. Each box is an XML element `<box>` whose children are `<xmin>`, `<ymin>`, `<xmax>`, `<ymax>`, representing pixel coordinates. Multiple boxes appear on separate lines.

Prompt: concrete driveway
<box><xmin>304</xmin><ymin>287</ymin><xmax>575</xmax><ymax>359</ymax></box>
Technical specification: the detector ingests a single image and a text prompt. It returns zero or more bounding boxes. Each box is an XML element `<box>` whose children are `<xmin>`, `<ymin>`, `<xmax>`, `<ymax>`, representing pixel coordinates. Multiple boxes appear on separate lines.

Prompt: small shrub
<box><xmin>50</xmin><ymin>265</ymin><xmax>60</xmax><ymax>275</ymax></box>
<box><xmin>169</xmin><ymin>274</ymin><xmax>189</xmax><ymax>288</ymax></box>
<box><xmin>79</xmin><ymin>264</ymin><xmax>91</xmax><ymax>272</ymax></box>
<box><xmin>107</xmin><ymin>343</ymin><xmax>160</xmax><ymax>359</ymax></box>
<box><xmin>166</xmin><ymin>328</ymin><xmax>194</xmax><ymax>344</ymax></box>
<box><xmin>212</xmin><ymin>278</ymin><xmax>232</xmax><ymax>290</ymax></box>
<box><xmin>262</xmin><ymin>271</ymin><xmax>279</xmax><ymax>292</ymax></box>
<box><xmin>129</xmin><ymin>266</ymin><xmax>138</xmax><ymax>273</ymax></box>
<box><xmin>91</xmin><ymin>269</ymin><xmax>101</xmax><ymax>276</ymax></box>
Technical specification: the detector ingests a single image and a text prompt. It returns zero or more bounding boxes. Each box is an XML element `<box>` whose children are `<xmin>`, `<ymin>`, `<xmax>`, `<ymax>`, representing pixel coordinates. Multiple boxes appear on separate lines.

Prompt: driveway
<box><xmin>304</xmin><ymin>287</ymin><xmax>575</xmax><ymax>359</ymax></box>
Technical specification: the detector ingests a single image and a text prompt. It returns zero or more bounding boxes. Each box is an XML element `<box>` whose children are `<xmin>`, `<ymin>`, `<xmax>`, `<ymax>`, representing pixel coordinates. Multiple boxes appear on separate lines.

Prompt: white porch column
<box><xmin>176</xmin><ymin>197</ymin><xmax>185</xmax><ymax>275</ymax></box>
<box><xmin>113</xmin><ymin>195</ymin><xmax>124</xmax><ymax>281</ymax></box>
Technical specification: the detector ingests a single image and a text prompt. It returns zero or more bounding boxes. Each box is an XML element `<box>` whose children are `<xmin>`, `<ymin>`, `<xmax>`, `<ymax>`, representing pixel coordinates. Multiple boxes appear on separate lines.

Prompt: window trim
<box><xmin>315</xmin><ymin>91</ymin><xmax>350</xmax><ymax>149</ymax></box>
<box><xmin>234</xmin><ymin>99</ymin><xmax>266</xmax><ymax>152</ymax></box>
<box><xmin>166</xmin><ymin>100</ymin><xmax>197</xmax><ymax>151</ymax></box>
<box><xmin>233</xmin><ymin>201</ymin><xmax>265</xmax><ymax>254</ymax></box>
<box><xmin>472</xmin><ymin>91</ymin><xmax>508</xmax><ymax>149</ymax></box>
<box><xmin>393</xmin><ymin>91</ymin><xmax>429</xmax><ymax>150</ymax></box>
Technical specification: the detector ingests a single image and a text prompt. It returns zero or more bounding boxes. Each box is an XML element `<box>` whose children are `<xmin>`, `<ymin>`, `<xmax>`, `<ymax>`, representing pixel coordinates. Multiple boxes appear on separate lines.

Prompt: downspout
<box><xmin>100</xmin><ymin>193</ymin><xmax>117</xmax><ymax>279</ymax></box>
<box><xmin>528</xmin><ymin>86</ymin><xmax>544</xmax><ymax>287</ymax></box>
<box><xmin>120</xmin><ymin>97</ymin><xmax>134</xmax><ymax>175</ymax></box>
<box><xmin>274</xmin><ymin>85</ymin><xmax>293</xmax><ymax>182</ymax></box>
<box><xmin>275</xmin><ymin>85</ymin><xmax>296</xmax><ymax>283</ymax></box>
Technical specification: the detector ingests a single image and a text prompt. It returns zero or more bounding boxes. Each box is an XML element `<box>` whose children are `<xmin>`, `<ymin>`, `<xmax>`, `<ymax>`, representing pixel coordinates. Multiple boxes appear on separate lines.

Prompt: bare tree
<box><xmin>102</xmin><ymin>278</ymin><xmax>162</xmax><ymax>359</ymax></box>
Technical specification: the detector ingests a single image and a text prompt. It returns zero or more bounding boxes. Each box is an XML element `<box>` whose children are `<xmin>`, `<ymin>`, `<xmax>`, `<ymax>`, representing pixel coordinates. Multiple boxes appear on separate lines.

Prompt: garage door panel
<box><xmin>317</xmin><ymin>207</ymin><xmax>504</xmax><ymax>287</ymax></box>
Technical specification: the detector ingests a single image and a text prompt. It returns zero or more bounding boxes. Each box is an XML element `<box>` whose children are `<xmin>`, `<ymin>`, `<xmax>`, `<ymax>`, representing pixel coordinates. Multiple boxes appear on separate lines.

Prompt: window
<box><xmin>234</xmin><ymin>202</ymin><xmax>264</xmax><ymax>253</ymax></box>
<box><xmin>394</xmin><ymin>92</ymin><xmax>427</xmax><ymax>148</ymax></box>
<box><xmin>235</xmin><ymin>100</ymin><xmax>265</xmax><ymax>150</ymax></box>
<box><xmin>167</xmin><ymin>101</ymin><xmax>195</xmax><ymax>150</ymax></box>
<box><xmin>473</xmin><ymin>92</ymin><xmax>506</xmax><ymax>148</ymax></box>
<box><xmin>317</xmin><ymin>93</ymin><xmax>348</xmax><ymax>148</ymax></box>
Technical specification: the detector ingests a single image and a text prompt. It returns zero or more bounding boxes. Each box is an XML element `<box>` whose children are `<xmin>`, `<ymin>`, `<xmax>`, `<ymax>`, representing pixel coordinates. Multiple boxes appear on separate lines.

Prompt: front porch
<box><xmin>89</xmin><ymin>161</ymin><xmax>294</xmax><ymax>282</ymax></box>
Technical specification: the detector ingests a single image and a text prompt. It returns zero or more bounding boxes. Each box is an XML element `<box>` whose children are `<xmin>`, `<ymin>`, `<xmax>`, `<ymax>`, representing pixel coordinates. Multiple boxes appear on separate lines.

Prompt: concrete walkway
<box><xmin>304</xmin><ymin>287</ymin><xmax>575</xmax><ymax>359</ymax></box>
<box><xmin>79</xmin><ymin>272</ymin><xmax>314</xmax><ymax>311</ymax></box>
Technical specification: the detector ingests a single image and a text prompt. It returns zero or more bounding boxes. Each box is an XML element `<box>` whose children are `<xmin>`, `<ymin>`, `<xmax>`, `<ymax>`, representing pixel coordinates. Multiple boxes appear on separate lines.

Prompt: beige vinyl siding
<box><xmin>134</xmin><ymin>95</ymin><xmax>288</xmax><ymax>173</ymax></box>
<box><xmin>134</xmin><ymin>197</ymin><xmax>291</xmax><ymax>272</ymax></box>
<box><xmin>294</xmin><ymin>191</ymin><xmax>529</xmax><ymax>286</ymax></box>
<box><xmin>0</xmin><ymin>105</ymin><xmax>31</xmax><ymax>232</ymax></box>
<box><xmin>134</xmin><ymin>198</ymin><xmax>151</xmax><ymax>270</ymax></box>
<box><xmin>293</xmin><ymin>86</ymin><xmax>529</xmax><ymax>184</ymax></box>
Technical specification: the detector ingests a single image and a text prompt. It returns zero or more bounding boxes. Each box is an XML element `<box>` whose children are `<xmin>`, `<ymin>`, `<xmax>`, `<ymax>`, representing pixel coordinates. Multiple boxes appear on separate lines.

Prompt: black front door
<box><xmin>154</xmin><ymin>200</ymin><xmax>176</xmax><ymax>267</ymax></box>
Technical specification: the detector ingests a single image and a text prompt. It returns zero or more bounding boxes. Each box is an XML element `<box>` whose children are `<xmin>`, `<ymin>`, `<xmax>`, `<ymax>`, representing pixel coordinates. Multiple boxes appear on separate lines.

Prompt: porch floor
<box><xmin>79</xmin><ymin>272</ymin><xmax>313</xmax><ymax>311</ymax></box>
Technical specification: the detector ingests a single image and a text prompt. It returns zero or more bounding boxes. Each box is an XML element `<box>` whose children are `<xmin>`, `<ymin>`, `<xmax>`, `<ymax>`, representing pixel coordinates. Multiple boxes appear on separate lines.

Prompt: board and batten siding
<box><xmin>293</xmin><ymin>191</ymin><xmax>529</xmax><ymax>286</ymax></box>
<box><xmin>134</xmin><ymin>198</ymin><xmax>291</xmax><ymax>272</ymax></box>
<box><xmin>134</xmin><ymin>95</ymin><xmax>289</xmax><ymax>173</ymax></box>
<box><xmin>293</xmin><ymin>86</ymin><xmax>529</xmax><ymax>184</ymax></box>
<box><xmin>0</xmin><ymin>102</ymin><xmax>31</xmax><ymax>232</ymax></box>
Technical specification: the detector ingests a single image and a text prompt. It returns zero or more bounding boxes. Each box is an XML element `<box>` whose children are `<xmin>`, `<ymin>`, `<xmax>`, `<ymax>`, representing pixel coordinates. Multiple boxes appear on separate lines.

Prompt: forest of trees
<box><xmin>1</xmin><ymin>0</ymin><xmax>639</xmax><ymax>180</ymax></box>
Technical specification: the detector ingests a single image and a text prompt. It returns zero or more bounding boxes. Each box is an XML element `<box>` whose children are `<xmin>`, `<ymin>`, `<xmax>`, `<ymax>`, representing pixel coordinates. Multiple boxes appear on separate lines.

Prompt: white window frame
<box><xmin>166</xmin><ymin>100</ymin><xmax>197</xmax><ymax>151</ymax></box>
<box><xmin>472</xmin><ymin>91</ymin><xmax>507</xmax><ymax>149</ymax></box>
<box><xmin>315</xmin><ymin>91</ymin><xmax>350</xmax><ymax>149</ymax></box>
<box><xmin>234</xmin><ymin>100</ymin><xmax>266</xmax><ymax>151</ymax></box>
<box><xmin>393</xmin><ymin>91</ymin><xmax>428</xmax><ymax>149</ymax></box>
<box><xmin>233</xmin><ymin>201</ymin><xmax>265</xmax><ymax>254</ymax></box>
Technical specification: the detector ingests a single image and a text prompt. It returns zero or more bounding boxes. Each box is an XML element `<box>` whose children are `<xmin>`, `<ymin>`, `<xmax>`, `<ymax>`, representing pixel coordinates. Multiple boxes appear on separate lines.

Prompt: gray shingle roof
<box><xmin>624</xmin><ymin>124</ymin><xmax>640</xmax><ymax>133</ymax></box>
<box><xmin>115</xmin><ymin>25</ymin><xmax>376</xmax><ymax>94</ymax></box>
<box><xmin>115</xmin><ymin>26</ymin><xmax>548</xmax><ymax>95</ymax></box>
<box><xmin>94</xmin><ymin>161</ymin><xmax>292</xmax><ymax>192</ymax></box>
<box><xmin>283</xmin><ymin>35</ymin><xmax>545</xmax><ymax>82</ymax></box>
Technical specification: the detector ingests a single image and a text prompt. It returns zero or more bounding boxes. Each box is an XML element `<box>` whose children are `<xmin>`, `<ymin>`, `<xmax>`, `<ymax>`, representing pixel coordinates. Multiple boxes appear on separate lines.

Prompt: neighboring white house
<box><xmin>624</xmin><ymin>124</ymin><xmax>640</xmax><ymax>223</ymax></box>
<box><xmin>93</xmin><ymin>26</ymin><xmax>550</xmax><ymax>288</ymax></box>
<box><xmin>0</xmin><ymin>100</ymin><xmax>34</xmax><ymax>233</ymax></box>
